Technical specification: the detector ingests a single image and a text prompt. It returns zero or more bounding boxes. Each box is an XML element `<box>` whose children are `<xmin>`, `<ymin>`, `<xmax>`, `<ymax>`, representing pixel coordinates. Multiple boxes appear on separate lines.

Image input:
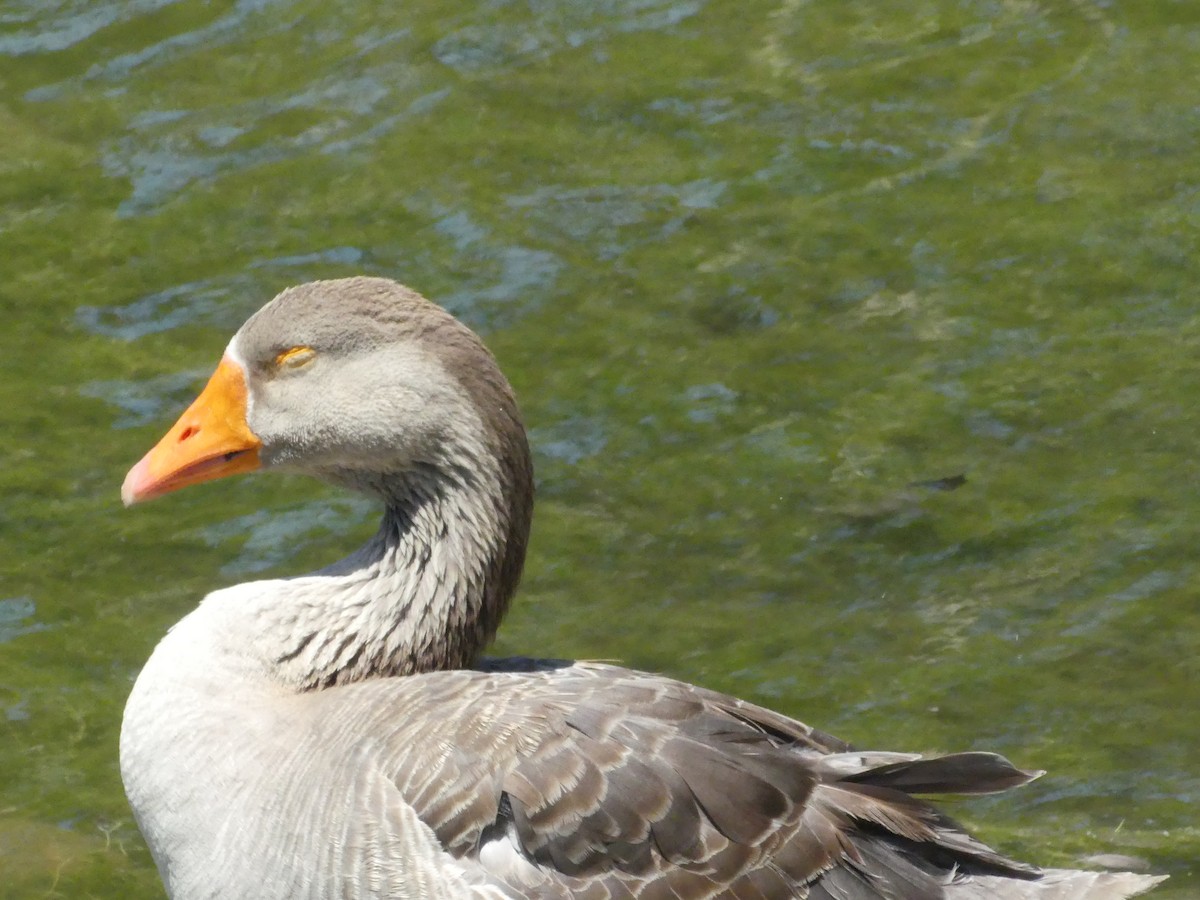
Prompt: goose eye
<box><xmin>274</xmin><ymin>346</ymin><xmax>316</xmax><ymax>370</ymax></box>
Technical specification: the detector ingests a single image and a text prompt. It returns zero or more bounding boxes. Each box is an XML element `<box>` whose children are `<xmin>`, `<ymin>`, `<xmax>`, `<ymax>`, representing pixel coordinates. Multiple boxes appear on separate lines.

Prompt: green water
<box><xmin>1</xmin><ymin>1</ymin><xmax>1198</xmax><ymax>895</ymax></box>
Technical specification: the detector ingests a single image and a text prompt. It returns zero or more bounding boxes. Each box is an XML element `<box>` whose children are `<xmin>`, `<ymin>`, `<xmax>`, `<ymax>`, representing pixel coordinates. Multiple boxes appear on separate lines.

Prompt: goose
<box><xmin>119</xmin><ymin>276</ymin><xmax>1165</xmax><ymax>900</ymax></box>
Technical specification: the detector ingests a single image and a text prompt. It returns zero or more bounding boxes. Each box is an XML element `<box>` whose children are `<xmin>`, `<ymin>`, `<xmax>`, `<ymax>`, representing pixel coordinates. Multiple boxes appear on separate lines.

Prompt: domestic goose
<box><xmin>120</xmin><ymin>277</ymin><xmax>1164</xmax><ymax>899</ymax></box>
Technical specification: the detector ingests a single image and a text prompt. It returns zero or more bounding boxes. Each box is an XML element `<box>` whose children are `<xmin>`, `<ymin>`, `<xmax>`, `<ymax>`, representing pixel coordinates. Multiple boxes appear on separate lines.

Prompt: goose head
<box><xmin>123</xmin><ymin>277</ymin><xmax>531</xmax><ymax>511</ymax></box>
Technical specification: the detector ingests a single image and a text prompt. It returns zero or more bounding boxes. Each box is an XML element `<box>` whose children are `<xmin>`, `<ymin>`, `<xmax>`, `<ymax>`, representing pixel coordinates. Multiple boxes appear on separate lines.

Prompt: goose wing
<box><xmin>344</xmin><ymin>661</ymin><xmax>1045</xmax><ymax>899</ymax></box>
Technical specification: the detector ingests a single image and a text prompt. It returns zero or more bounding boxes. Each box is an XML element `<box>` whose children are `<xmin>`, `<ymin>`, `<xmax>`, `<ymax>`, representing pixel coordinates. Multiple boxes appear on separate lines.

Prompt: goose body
<box><xmin>120</xmin><ymin>277</ymin><xmax>1164</xmax><ymax>899</ymax></box>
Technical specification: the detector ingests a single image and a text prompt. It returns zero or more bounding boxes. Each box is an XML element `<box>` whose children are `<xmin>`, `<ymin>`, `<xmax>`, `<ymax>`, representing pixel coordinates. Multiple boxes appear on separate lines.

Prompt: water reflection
<box><xmin>0</xmin><ymin>596</ymin><xmax>50</xmax><ymax>645</ymax></box>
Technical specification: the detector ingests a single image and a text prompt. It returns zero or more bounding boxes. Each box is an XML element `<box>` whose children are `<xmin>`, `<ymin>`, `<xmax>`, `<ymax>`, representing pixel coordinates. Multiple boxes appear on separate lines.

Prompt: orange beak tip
<box><xmin>121</xmin><ymin>456</ymin><xmax>153</xmax><ymax>507</ymax></box>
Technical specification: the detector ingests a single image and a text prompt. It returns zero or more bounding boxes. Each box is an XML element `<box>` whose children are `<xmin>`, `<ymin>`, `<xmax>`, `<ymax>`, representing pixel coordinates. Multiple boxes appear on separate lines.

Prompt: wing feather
<box><xmin>326</xmin><ymin>661</ymin><xmax>1147</xmax><ymax>899</ymax></box>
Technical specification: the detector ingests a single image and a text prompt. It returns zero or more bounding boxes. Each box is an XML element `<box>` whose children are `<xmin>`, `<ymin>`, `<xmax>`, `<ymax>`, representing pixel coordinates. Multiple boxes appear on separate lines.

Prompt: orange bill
<box><xmin>122</xmin><ymin>356</ymin><xmax>262</xmax><ymax>506</ymax></box>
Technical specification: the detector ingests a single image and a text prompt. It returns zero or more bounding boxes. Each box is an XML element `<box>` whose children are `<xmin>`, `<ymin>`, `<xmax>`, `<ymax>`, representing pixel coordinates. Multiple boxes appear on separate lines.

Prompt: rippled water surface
<box><xmin>1</xmin><ymin>1</ymin><xmax>1198</xmax><ymax>896</ymax></box>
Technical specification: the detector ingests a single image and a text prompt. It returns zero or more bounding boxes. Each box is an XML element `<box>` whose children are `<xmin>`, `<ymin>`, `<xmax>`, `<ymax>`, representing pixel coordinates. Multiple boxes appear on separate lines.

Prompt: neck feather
<box><xmin>238</xmin><ymin>454</ymin><xmax>530</xmax><ymax>689</ymax></box>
